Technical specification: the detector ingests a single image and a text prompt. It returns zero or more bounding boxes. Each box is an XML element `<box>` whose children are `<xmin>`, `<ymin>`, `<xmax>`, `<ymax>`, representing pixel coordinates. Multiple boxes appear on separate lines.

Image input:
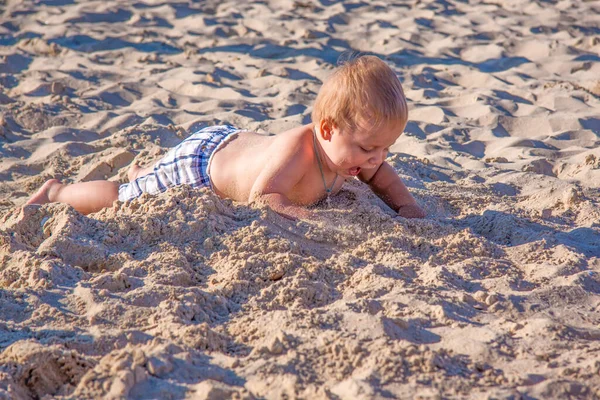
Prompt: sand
<box><xmin>1</xmin><ymin>0</ymin><xmax>600</xmax><ymax>398</ymax></box>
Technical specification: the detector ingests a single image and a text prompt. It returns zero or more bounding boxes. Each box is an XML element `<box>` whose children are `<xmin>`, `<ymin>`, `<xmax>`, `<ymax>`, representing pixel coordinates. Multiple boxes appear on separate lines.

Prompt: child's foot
<box><xmin>26</xmin><ymin>179</ymin><xmax>62</xmax><ymax>205</ymax></box>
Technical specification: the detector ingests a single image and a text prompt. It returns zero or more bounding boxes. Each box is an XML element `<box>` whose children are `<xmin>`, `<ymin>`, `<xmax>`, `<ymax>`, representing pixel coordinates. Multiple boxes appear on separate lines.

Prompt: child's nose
<box><xmin>369</xmin><ymin>150</ymin><xmax>386</xmax><ymax>166</ymax></box>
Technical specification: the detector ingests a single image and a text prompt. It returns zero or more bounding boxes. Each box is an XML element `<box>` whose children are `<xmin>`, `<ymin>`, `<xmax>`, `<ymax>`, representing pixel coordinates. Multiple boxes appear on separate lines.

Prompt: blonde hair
<box><xmin>312</xmin><ymin>55</ymin><xmax>408</xmax><ymax>134</ymax></box>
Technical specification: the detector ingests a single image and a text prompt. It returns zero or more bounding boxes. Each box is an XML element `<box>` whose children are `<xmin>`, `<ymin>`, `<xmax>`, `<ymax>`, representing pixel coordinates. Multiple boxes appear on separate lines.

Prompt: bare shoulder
<box><xmin>273</xmin><ymin>124</ymin><xmax>312</xmax><ymax>145</ymax></box>
<box><xmin>248</xmin><ymin>124</ymin><xmax>315</xmax><ymax>200</ymax></box>
<box><xmin>266</xmin><ymin>124</ymin><xmax>314</xmax><ymax>159</ymax></box>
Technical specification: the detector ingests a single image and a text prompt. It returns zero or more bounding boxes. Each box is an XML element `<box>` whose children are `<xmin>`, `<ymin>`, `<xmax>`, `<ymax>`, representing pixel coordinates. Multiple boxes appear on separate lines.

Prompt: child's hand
<box><xmin>362</xmin><ymin>162</ymin><xmax>426</xmax><ymax>220</ymax></box>
<box><xmin>397</xmin><ymin>204</ymin><xmax>426</xmax><ymax>219</ymax></box>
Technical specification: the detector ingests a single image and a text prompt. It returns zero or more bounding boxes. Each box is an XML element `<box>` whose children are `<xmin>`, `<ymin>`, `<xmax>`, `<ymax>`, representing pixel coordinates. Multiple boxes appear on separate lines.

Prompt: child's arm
<box><xmin>251</xmin><ymin>192</ymin><xmax>311</xmax><ymax>220</ymax></box>
<box><xmin>359</xmin><ymin>162</ymin><xmax>426</xmax><ymax>219</ymax></box>
<box><xmin>248</xmin><ymin>140</ymin><xmax>313</xmax><ymax>220</ymax></box>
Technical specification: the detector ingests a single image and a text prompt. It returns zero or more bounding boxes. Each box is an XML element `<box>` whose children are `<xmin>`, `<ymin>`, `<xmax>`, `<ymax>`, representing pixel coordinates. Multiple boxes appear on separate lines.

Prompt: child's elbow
<box><xmin>248</xmin><ymin>187</ymin><xmax>273</xmax><ymax>205</ymax></box>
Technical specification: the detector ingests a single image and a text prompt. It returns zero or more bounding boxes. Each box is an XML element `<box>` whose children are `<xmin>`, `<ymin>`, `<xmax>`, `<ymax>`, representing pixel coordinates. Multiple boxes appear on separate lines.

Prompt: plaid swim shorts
<box><xmin>118</xmin><ymin>125</ymin><xmax>240</xmax><ymax>202</ymax></box>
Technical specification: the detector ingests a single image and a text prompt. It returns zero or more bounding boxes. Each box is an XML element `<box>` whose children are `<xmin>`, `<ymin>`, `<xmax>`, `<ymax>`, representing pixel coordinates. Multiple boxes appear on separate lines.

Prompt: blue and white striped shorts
<box><xmin>118</xmin><ymin>125</ymin><xmax>240</xmax><ymax>202</ymax></box>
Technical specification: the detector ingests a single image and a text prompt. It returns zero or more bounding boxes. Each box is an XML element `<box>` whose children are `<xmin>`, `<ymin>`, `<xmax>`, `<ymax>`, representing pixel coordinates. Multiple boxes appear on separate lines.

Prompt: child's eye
<box><xmin>360</xmin><ymin>147</ymin><xmax>371</xmax><ymax>152</ymax></box>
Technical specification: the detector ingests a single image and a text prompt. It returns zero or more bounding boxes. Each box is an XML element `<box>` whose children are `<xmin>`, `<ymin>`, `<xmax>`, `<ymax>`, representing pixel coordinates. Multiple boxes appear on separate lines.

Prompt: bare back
<box><xmin>209</xmin><ymin>124</ymin><xmax>344</xmax><ymax>205</ymax></box>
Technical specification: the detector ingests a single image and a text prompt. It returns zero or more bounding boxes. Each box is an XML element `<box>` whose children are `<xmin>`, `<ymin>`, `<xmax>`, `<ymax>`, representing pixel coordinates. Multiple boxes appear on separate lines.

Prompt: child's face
<box><xmin>319</xmin><ymin>121</ymin><xmax>403</xmax><ymax>178</ymax></box>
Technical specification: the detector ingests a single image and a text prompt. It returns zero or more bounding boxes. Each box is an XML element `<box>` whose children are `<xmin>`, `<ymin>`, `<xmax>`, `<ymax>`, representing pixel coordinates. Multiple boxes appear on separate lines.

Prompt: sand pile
<box><xmin>1</xmin><ymin>0</ymin><xmax>600</xmax><ymax>398</ymax></box>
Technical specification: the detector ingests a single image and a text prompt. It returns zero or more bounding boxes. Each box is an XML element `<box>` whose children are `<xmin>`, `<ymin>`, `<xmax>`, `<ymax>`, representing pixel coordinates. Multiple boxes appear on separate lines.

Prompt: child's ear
<box><xmin>319</xmin><ymin>119</ymin><xmax>335</xmax><ymax>141</ymax></box>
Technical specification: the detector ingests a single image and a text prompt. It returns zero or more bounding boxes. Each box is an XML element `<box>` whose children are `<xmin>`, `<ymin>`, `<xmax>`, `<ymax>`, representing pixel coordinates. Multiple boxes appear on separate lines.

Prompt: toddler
<box><xmin>27</xmin><ymin>56</ymin><xmax>425</xmax><ymax>219</ymax></box>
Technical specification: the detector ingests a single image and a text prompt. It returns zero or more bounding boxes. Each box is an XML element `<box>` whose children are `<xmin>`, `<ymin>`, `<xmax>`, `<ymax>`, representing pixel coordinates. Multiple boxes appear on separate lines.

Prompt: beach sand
<box><xmin>1</xmin><ymin>0</ymin><xmax>600</xmax><ymax>398</ymax></box>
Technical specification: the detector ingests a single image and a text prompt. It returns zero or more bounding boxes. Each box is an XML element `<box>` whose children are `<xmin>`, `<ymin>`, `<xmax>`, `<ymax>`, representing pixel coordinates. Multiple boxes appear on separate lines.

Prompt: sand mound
<box><xmin>2</xmin><ymin>178</ymin><xmax>600</xmax><ymax>397</ymax></box>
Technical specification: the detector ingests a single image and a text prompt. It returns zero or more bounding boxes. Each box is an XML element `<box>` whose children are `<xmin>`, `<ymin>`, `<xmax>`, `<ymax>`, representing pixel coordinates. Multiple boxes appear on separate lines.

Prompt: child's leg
<box><xmin>26</xmin><ymin>179</ymin><xmax>120</xmax><ymax>215</ymax></box>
